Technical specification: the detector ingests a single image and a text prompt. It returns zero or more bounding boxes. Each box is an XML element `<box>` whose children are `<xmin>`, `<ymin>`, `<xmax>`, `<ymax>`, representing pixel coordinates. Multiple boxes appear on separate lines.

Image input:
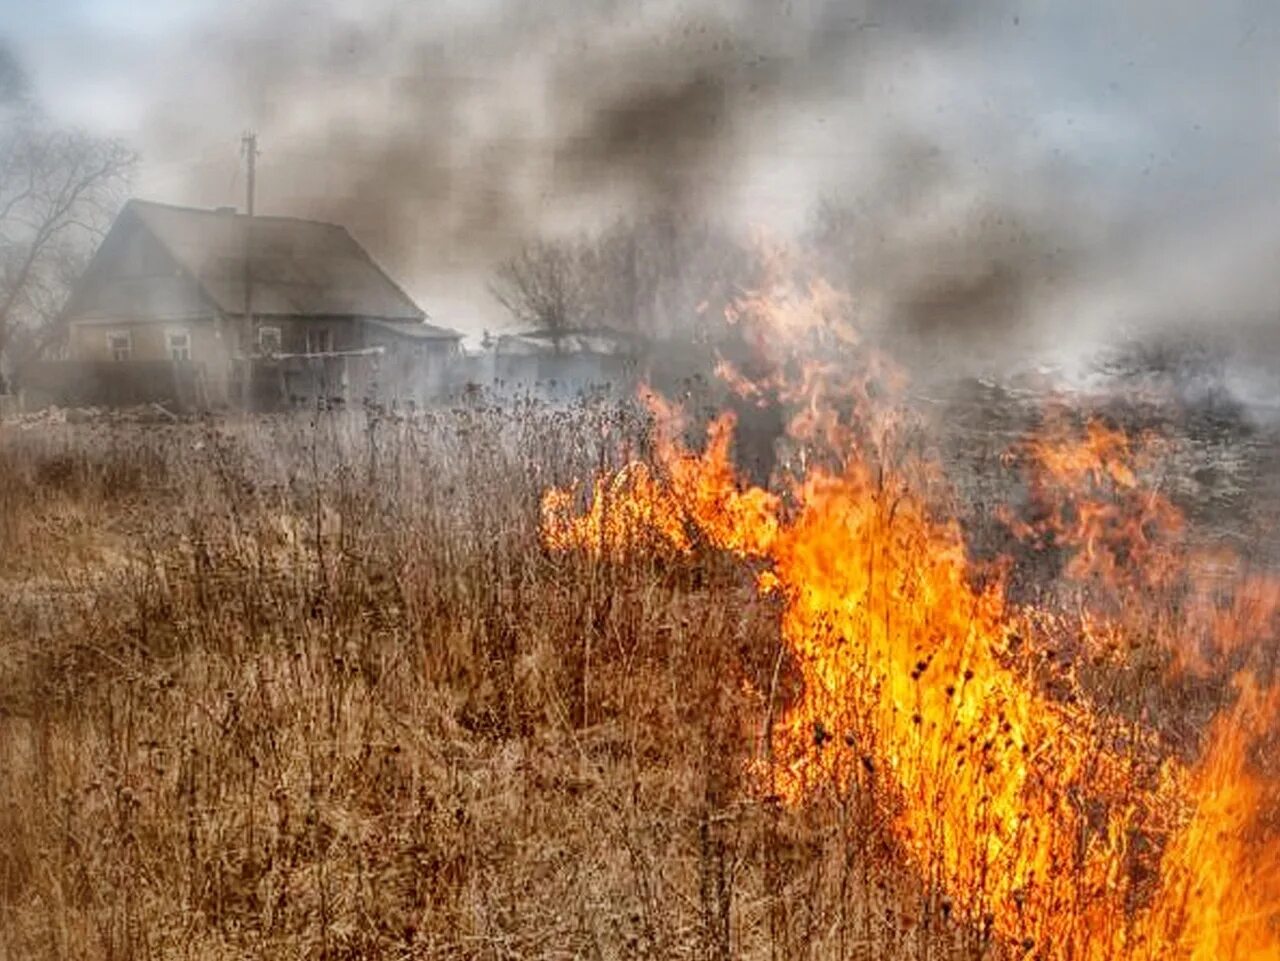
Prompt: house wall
<box><xmin>22</xmin><ymin>360</ymin><xmax>212</xmax><ymax>411</ymax></box>
<box><xmin>69</xmin><ymin>318</ymin><xmax>225</xmax><ymax>363</ymax></box>
<box><xmin>247</xmin><ymin>317</ymin><xmax>368</xmax><ymax>408</ymax></box>
<box><xmin>65</xmin><ymin>316</ymin><xmax>373</xmax><ymax>408</ymax></box>
<box><xmin>361</xmin><ymin>329</ymin><xmax>460</xmax><ymax>403</ymax></box>
<box><xmin>252</xmin><ymin>316</ymin><xmax>363</xmax><ymax>355</ymax></box>
<box><xmin>66</xmin><ymin>318</ymin><xmax>235</xmax><ymax>407</ymax></box>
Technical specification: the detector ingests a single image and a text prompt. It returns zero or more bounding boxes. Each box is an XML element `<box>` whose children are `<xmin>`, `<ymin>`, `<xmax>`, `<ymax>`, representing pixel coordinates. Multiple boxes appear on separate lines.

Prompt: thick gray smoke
<box><xmin>9</xmin><ymin>0</ymin><xmax>1280</xmax><ymax>393</ymax></box>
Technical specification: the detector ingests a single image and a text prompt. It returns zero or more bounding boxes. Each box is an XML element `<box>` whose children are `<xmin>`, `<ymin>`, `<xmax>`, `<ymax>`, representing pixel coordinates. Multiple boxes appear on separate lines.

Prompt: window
<box><xmin>258</xmin><ymin>326</ymin><xmax>281</xmax><ymax>356</ymax></box>
<box><xmin>167</xmin><ymin>329</ymin><xmax>191</xmax><ymax>362</ymax></box>
<box><xmin>306</xmin><ymin>327</ymin><xmax>333</xmax><ymax>355</ymax></box>
<box><xmin>107</xmin><ymin>331</ymin><xmax>131</xmax><ymax>362</ymax></box>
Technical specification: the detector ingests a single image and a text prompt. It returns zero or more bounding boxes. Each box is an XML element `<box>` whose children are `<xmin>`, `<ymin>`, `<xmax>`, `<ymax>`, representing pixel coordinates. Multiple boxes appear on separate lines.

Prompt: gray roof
<box><xmin>362</xmin><ymin>317</ymin><xmax>462</xmax><ymax>341</ymax></box>
<box><xmin>496</xmin><ymin>327</ymin><xmax>645</xmax><ymax>356</ymax></box>
<box><xmin>127</xmin><ymin>200</ymin><xmax>429</xmax><ymax>322</ymax></box>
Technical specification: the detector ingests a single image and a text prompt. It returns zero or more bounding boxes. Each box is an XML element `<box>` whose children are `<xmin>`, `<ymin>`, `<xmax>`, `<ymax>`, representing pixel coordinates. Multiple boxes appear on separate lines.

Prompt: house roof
<box><xmin>495</xmin><ymin>327</ymin><xmax>646</xmax><ymax>356</ymax></box>
<box><xmin>362</xmin><ymin>317</ymin><xmax>462</xmax><ymax>341</ymax></box>
<box><xmin>122</xmin><ymin>199</ymin><xmax>431</xmax><ymax>323</ymax></box>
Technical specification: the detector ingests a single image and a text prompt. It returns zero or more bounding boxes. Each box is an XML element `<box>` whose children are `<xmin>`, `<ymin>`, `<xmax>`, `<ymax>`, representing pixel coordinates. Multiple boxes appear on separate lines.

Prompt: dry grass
<box><xmin>0</xmin><ymin>404</ymin><xmax>931</xmax><ymax>961</ymax></box>
<box><xmin>0</xmin><ymin>401</ymin><xmax>1267</xmax><ymax>960</ymax></box>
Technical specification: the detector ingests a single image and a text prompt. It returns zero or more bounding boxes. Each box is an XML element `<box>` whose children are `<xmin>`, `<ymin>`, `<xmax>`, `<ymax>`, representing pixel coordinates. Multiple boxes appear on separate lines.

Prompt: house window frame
<box><xmin>167</xmin><ymin>328</ymin><xmax>192</xmax><ymax>362</ymax></box>
<box><xmin>258</xmin><ymin>325</ymin><xmax>282</xmax><ymax>357</ymax></box>
<box><xmin>306</xmin><ymin>327</ymin><xmax>333</xmax><ymax>355</ymax></box>
<box><xmin>107</xmin><ymin>330</ymin><xmax>132</xmax><ymax>362</ymax></box>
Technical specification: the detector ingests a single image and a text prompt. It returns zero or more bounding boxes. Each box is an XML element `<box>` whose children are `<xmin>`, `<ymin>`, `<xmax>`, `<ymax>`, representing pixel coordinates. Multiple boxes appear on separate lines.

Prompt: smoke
<box><xmin>0</xmin><ymin>42</ymin><xmax>28</xmax><ymax>106</ymax></box>
<box><xmin>8</xmin><ymin>0</ymin><xmax>1280</xmax><ymax>387</ymax></box>
<box><xmin>121</xmin><ymin>1</ymin><xmax>1030</xmax><ymax>331</ymax></box>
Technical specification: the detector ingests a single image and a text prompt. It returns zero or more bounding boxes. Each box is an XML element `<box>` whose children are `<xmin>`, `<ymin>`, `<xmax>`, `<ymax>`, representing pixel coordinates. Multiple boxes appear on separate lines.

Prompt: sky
<box><xmin>4</xmin><ymin>0</ymin><xmax>1280</xmax><ymax>376</ymax></box>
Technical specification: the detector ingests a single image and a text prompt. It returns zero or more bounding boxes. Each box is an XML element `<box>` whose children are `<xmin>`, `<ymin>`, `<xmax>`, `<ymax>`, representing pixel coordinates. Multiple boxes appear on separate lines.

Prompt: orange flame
<box><xmin>538</xmin><ymin>262</ymin><xmax>1279</xmax><ymax>959</ymax></box>
<box><xmin>1004</xmin><ymin>415</ymin><xmax>1185</xmax><ymax>594</ymax></box>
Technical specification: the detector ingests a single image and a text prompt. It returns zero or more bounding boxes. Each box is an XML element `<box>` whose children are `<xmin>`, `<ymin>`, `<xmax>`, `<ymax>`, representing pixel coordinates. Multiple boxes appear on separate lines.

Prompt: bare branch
<box><xmin>0</xmin><ymin>113</ymin><xmax>135</xmax><ymax>378</ymax></box>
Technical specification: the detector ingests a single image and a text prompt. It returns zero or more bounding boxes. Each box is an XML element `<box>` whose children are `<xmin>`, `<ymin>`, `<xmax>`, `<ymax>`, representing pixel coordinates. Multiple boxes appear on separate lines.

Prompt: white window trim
<box><xmin>107</xmin><ymin>330</ymin><xmax>132</xmax><ymax>362</ymax></box>
<box><xmin>258</xmin><ymin>325</ymin><xmax>282</xmax><ymax>355</ymax></box>
<box><xmin>167</xmin><ymin>328</ymin><xmax>192</xmax><ymax>362</ymax></box>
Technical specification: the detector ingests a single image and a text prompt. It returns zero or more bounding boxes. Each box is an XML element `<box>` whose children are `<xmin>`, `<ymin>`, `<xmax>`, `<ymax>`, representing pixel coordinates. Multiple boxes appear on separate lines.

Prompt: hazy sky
<box><xmin>4</xmin><ymin>1</ymin><xmax>1279</xmax><ymax>361</ymax></box>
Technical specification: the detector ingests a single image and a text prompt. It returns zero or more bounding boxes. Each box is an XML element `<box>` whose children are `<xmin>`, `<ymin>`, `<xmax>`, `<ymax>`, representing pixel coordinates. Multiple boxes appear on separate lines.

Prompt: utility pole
<box><xmin>241</xmin><ymin>132</ymin><xmax>258</xmax><ymax>216</ymax></box>
<box><xmin>239</xmin><ymin>132</ymin><xmax>259</xmax><ymax>409</ymax></box>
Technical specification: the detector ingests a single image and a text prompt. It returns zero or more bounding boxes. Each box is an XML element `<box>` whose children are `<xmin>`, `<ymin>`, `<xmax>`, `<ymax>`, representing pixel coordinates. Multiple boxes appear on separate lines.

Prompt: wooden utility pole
<box><xmin>241</xmin><ymin>132</ymin><xmax>258</xmax><ymax>215</ymax></box>
<box><xmin>240</xmin><ymin>132</ymin><xmax>259</xmax><ymax>409</ymax></box>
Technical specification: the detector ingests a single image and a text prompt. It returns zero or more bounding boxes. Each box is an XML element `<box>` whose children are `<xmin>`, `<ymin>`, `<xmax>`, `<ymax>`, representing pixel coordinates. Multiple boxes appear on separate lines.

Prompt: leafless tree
<box><xmin>492</xmin><ymin>214</ymin><xmax>753</xmax><ymax>345</ymax></box>
<box><xmin>0</xmin><ymin>48</ymin><xmax>135</xmax><ymax>387</ymax></box>
<box><xmin>489</xmin><ymin>238</ymin><xmax>590</xmax><ymax>348</ymax></box>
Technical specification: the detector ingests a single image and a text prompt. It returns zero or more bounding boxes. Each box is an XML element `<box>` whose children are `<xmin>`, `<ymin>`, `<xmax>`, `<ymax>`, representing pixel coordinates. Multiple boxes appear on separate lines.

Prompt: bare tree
<box><xmin>611</xmin><ymin>214</ymin><xmax>751</xmax><ymax>342</ymax></box>
<box><xmin>493</xmin><ymin>215</ymin><xmax>754</xmax><ymax>346</ymax></box>
<box><xmin>489</xmin><ymin>238</ymin><xmax>590</xmax><ymax>349</ymax></box>
<box><xmin>0</xmin><ymin>48</ymin><xmax>135</xmax><ymax>387</ymax></box>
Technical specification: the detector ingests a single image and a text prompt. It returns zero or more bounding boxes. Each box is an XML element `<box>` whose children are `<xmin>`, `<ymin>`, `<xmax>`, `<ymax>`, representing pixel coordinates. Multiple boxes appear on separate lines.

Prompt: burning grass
<box><xmin>539</xmin><ymin>263</ymin><xmax>1279</xmax><ymax>959</ymax></box>
<box><xmin>543</xmin><ymin>398</ymin><xmax>1279</xmax><ymax>959</ymax></box>
<box><xmin>0</xmin><ymin>330</ymin><xmax>1277</xmax><ymax>957</ymax></box>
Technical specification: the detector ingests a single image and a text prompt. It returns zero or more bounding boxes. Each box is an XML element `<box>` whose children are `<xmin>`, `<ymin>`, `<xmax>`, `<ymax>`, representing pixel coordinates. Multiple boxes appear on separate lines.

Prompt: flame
<box><xmin>1145</xmin><ymin>676</ymin><xmax>1280</xmax><ymax>960</ymax></box>
<box><xmin>538</xmin><ymin>263</ymin><xmax>1279</xmax><ymax>959</ymax></box>
<box><xmin>1010</xmin><ymin>418</ymin><xmax>1280</xmax><ymax>684</ymax></box>
<box><xmin>543</xmin><ymin>390</ymin><xmax>782</xmax><ymax>559</ymax></box>
<box><xmin>1003</xmin><ymin>415</ymin><xmax>1185</xmax><ymax>594</ymax></box>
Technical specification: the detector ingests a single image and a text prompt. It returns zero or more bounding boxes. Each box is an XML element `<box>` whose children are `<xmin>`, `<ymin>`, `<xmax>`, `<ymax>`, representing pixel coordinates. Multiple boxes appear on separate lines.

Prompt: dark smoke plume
<box><xmin>11</xmin><ymin>0</ymin><xmax>1280</xmax><ymax>392</ymax></box>
<box><xmin>127</xmin><ymin>1</ymin><xmax>1038</xmax><ymax>331</ymax></box>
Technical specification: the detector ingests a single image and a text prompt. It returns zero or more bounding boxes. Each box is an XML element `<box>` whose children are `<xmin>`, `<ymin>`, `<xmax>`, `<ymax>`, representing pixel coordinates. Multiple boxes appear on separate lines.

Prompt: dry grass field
<box><xmin>0</xmin><ymin>403</ymin><xmax>798</xmax><ymax>961</ymax></box>
<box><xmin>0</xmin><ymin>385</ymin><xmax>1275</xmax><ymax>960</ymax></box>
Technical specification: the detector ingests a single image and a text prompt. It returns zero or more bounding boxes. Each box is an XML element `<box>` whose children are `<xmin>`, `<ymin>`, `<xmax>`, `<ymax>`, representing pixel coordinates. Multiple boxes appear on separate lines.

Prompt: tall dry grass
<box><xmin>0</xmin><ymin>400</ymin><xmax>1265</xmax><ymax>960</ymax></box>
<box><xmin>0</xmin><ymin>403</ymin><xmax>926</xmax><ymax>961</ymax></box>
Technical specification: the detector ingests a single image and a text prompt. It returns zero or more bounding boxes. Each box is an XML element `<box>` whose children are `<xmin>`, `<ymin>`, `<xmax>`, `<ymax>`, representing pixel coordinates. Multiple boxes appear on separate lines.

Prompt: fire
<box><xmin>542</xmin><ymin>391</ymin><xmax>782</xmax><ymax>560</ymax></box>
<box><xmin>1012</xmin><ymin>417</ymin><xmax>1280</xmax><ymax>683</ymax></box>
<box><xmin>1003</xmin><ymin>414</ymin><xmax>1185</xmax><ymax>594</ymax></box>
<box><xmin>539</xmin><ymin>264</ymin><xmax>1279</xmax><ymax>959</ymax></box>
<box><xmin>1145</xmin><ymin>676</ymin><xmax>1280</xmax><ymax>961</ymax></box>
<box><xmin>765</xmin><ymin>470</ymin><xmax>1165</xmax><ymax>953</ymax></box>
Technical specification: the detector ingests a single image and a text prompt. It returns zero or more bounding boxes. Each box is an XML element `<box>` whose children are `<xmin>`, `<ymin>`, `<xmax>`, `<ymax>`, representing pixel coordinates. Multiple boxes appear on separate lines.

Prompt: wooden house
<box><xmin>28</xmin><ymin>200</ymin><xmax>461</xmax><ymax>409</ymax></box>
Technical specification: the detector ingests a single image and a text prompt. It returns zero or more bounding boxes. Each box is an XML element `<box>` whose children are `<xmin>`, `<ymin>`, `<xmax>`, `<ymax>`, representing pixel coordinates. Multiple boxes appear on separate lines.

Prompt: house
<box><xmin>473</xmin><ymin>326</ymin><xmax>647</xmax><ymax>398</ymax></box>
<box><xmin>26</xmin><ymin>199</ymin><xmax>462</xmax><ymax>410</ymax></box>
